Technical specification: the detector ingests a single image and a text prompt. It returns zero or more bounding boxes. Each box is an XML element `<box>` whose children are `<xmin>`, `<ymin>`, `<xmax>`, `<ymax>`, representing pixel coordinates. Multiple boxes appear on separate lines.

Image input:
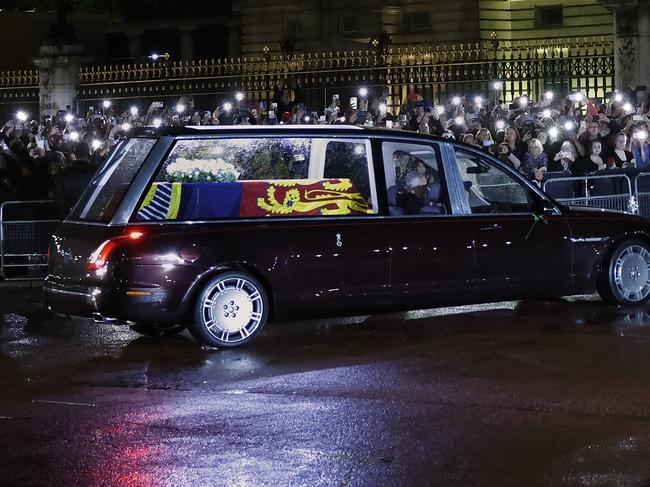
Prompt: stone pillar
<box><xmin>603</xmin><ymin>0</ymin><xmax>650</xmax><ymax>91</ymax></box>
<box><xmin>34</xmin><ymin>44</ymin><xmax>88</xmax><ymax>117</ymax></box>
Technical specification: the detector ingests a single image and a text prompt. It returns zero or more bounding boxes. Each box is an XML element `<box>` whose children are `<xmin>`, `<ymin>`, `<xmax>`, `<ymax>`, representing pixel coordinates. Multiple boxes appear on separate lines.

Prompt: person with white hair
<box><xmin>522</xmin><ymin>138</ymin><xmax>548</xmax><ymax>182</ymax></box>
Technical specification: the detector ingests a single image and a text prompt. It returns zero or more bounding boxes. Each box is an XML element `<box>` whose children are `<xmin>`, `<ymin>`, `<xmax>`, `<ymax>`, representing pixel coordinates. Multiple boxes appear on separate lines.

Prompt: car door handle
<box><xmin>480</xmin><ymin>223</ymin><xmax>501</xmax><ymax>231</ymax></box>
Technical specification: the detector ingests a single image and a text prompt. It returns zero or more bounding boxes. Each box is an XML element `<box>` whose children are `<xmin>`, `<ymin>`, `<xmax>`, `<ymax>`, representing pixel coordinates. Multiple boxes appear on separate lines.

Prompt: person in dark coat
<box><xmin>54</xmin><ymin>143</ymin><xmax>95</xmax><ymax>216</ymax></box>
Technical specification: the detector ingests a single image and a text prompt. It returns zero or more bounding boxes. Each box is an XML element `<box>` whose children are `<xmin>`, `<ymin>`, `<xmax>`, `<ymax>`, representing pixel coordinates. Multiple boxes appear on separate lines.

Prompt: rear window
<box><xmin>134</xmin><ymin>137</ymin><xmax>377</xmax><ymax>221</ymax></box>
<box><xmin>70</xmin><ymin>138</ymin><xmax>156</xmax><ymax>222</ymax></box>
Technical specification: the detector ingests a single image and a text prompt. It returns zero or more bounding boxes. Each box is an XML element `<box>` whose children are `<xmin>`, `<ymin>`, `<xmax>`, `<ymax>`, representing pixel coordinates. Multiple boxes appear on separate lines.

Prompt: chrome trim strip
<box><xmin>569</xmin><ymin>237</ymin><xmax>609</xmax><ymax>243</ymax></box>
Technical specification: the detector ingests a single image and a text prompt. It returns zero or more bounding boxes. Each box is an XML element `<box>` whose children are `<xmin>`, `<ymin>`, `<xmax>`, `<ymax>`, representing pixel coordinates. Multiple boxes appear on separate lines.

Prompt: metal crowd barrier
<box><xmin>543</xmin><ymin>173</ymin><xmax>637</xmax><ymax>214</ymax></box>
<box><xmin>0</xmin><ymin>201</ymin><xmax>60</xmax><ymax>280</ymax></box>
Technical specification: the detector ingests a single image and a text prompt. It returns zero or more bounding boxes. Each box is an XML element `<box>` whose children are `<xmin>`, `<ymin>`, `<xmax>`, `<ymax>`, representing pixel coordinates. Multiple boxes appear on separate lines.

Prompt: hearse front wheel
<box><xmin>600</xmin><ymin>239</ymin><xmax>650</xmax><ymax>306</ymax></box>
<box><xmin>190</xmin><ymin>271</ymin><xmax>269</xmax><ymax>348</ymax></box>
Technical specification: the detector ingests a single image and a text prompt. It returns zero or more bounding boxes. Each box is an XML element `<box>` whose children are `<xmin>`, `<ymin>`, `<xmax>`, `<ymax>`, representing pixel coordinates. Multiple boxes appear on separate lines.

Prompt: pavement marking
<box><xmin>32</xmin><ymin>400</ymin><xmax>96</xmax><ymax>407</ymax></box>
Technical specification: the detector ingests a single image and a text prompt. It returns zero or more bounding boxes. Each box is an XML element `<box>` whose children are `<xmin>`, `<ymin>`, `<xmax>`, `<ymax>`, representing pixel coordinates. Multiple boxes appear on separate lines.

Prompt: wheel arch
<box><xmin>592</xmin><ymin>230</ymin><xmax>650</xmax><ymax>285</ymax></box>
<box><xmin>179</xmin><ymin>262</ymin><xmax>277</xmax><ymax>325</ymax></box>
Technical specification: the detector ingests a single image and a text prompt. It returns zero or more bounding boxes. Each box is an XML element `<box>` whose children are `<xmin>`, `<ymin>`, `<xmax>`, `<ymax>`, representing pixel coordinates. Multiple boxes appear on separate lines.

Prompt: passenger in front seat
<box><xmin>397</xmin><ymin>171</ymin><xmax>428</xmax><ymax>214</ymax></box>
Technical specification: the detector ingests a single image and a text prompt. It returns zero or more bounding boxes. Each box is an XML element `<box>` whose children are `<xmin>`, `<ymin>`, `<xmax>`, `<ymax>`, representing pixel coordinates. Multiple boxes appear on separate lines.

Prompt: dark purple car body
<box><xmin>44</xmin><ymin>126</ymin><xmax>650</xmax><ymax>347</ymax></box>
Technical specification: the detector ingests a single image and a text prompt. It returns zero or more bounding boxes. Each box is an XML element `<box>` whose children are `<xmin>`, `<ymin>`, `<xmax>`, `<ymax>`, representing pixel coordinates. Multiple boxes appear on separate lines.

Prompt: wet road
<box><xmin>3</xmin><ymin>290</ymin><xmax>650</xmax><ymax>486</ymax></box>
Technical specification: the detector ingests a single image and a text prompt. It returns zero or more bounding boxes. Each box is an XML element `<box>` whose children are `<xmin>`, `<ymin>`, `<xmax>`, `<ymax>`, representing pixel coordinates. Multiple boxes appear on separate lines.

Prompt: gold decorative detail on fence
<box><xmin>77</xmin><ymin>36</ymin><xmax>614</xmax><ymax>85</ymax></box>
<box><xmin>0</xmin><ymin>69</ymin><xmax>39</xmax><ymax>88</ymax></box>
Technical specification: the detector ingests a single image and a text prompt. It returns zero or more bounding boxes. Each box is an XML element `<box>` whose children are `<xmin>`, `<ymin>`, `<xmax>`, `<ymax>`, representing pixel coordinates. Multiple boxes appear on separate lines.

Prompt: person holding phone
<box><xmin>632</xmin><ymin>130</ymin><xmax>650</xmax><ymax>169</ymax></box>
<box><xmin>549</xmin><ymin>141</ymin><xmax>577</xmax><ymax>173</ymax></box>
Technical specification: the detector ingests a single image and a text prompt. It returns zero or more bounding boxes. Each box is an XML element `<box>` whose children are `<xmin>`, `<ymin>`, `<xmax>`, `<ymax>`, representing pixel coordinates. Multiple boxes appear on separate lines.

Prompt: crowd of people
<box><xmin>0</xmin><ymin>86</ymin><xmax>649</xmax><ymax>215</ymax></box>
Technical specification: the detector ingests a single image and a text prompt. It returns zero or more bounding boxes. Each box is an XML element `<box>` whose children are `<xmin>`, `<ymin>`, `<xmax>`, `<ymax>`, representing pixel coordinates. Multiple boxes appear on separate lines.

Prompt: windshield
<box><xmin>69</xmin><ymin>138</ymin><xmax>157</xmax><ymax>222</ymax></box>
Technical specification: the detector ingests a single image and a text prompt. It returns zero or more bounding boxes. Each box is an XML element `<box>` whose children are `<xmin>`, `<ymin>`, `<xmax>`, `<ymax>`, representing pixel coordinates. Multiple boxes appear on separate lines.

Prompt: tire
<box><xmin>189</xmin><ymin>271</ymin><xmax>269</xmax><ymax>348</ymax></box>
<box><xmin>599</xmin><ymin>239</ymin><xmax>650</xmax><ymax>306</ymax></box>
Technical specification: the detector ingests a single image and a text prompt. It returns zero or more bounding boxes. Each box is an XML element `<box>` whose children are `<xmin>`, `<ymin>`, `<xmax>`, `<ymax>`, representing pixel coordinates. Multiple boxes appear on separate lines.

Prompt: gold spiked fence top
<box><xmin>77</xmin><ymin>36</ymin><xmax>614</xmax><ymax>84</ymax></box>
<box><xmin>0</xmin><ymin>70</ymin><xmax>39</xmax><ymax>88</ymax></box>
<box><xmin>0</xmin><ymin>36</ymin><xmax>614</xmax><ymax>88</ymax></box>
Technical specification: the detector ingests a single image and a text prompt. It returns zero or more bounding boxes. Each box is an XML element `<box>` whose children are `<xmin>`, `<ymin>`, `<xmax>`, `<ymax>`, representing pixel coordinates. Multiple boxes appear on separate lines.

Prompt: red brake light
<box><xmin>86</xmin><ymin>230</ymin><xmax>145</xmax><ymax>272</ymax></box>
<box><xmin>86</xmin><ymin>239</ymin><xmax>119</xmax><ymax>271</ymax></box>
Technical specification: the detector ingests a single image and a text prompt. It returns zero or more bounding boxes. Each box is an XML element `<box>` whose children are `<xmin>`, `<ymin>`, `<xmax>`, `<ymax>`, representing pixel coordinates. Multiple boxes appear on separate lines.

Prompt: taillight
<box><xmin>86</xmin><ymin>230</ymin><xmax>144</xmax><ymax>272</ymax></box>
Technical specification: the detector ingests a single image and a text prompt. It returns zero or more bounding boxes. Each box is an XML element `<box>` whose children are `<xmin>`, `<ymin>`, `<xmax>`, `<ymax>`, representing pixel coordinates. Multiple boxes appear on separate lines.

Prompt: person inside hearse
<box><xmin>396</xmin><ymin>170</ymin><xmax>428</xmax><ymax>215</ymax></box>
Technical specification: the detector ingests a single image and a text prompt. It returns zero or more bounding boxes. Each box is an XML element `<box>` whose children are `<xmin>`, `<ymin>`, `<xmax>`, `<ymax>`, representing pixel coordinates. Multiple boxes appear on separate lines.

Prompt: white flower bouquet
<box><xmin>165</xmin><ymin>158</ymin><xmax>240</xmax><ymax>183</ymax></box>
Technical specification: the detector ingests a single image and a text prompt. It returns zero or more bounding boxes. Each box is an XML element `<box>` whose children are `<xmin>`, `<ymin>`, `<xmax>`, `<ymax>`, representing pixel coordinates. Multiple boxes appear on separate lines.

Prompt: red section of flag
<box><xmin>239</xmin><ymin>179</ymin><xmax>369</xmax><ymax>217</ymax></box>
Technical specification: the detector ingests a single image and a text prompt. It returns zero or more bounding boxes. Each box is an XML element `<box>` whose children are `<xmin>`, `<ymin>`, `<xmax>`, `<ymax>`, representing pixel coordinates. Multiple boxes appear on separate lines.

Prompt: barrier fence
<box><xmin>543</xmin><ymin>171</ymin><xmax>636</xmax><ymax>213</ymax></box>
<box><xmin>0</xmin><ymin>201</ymin><xmax>60</xmax><ymax>280</ymax></box>
<box><xmin>1</xmin><ymin>170</ymin><xmax>649</xmax><ymax>280</ymax></box>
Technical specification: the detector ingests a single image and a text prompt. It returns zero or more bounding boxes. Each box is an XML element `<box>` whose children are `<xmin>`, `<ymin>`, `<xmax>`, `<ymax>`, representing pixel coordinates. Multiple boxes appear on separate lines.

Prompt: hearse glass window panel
<box><xmin>135</xmin><ymin>137</ymin><xmax>377</xmax><ymax>221</ymax></box>
<box><xmin>71</xmin><ymin>138</ymin><xmax>157</xmax><ymax>222</ymax></box>
<box><xmin>454</xmin><ymin>149</ymin><xmax>532</xmax><ymax>214</ymax></box>
<box><xmin>322</xmin><ymin>139</ymin><xmax>377</xmax><ymax>212</ymax></box>
<box><xmin>382</xmin><ymin>141</ymin><xmax>446</xmax><ymax>216</ymax></box>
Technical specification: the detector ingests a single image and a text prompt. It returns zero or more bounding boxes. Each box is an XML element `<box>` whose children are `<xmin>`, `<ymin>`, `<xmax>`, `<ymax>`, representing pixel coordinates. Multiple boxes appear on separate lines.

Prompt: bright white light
<box><xmin>91</xmin><ymin>139</ymin><xmax>102</xmax><ymax>150</ymax></box>
<box><xmin>69</xmin><ymin>131</ymin><xmax>79</xmax><ymax>141</ymax></box>
<box><xmin>150</xmin><ymin>53</ymin><xmax>160</xmax><ymax>60</ymax></box>
<box><xmin>304</xmin><ymin>116</ymin><xmax>310</xmax><ymax>122</ymax></box>
<box><xmin>519</xmin><ymin>96</ymin><xmax>529</xmax><ymax>107</ymax></box>
<box><xmin>152</xmin><ymin>118</ymin><xmax>162</xmax><ymax>128</ymax></box>
<box><xmin>549</xmin><ymin>127</ymin><xmax>559</xmax><ymax>138</ymax></box>
<box><xmin>16</xmin><ymin>111</ymin><xmax>28</xmax><ymax>122</ymax></box>
<box><xmin>64</xmin><ymin>113</ymin><xmax>74</xmax><ymax>123</ymax></box>
<box><xmin>495</xmin><ymin>120</ymin><xmax>505</xmax><ymax>130</ymax></box>
<box><xmin>623</xmin><ymin>102</ymin><xmax>633</xmax><ymax>112</ymax></box>
<box><xmin>175</xmin><ymin>103</ymin><xmax>185</xmax><ymax>113</ymax></box>
<box><xmin>454</xmin><ymin>116</ymin><xmax>464</xmax><ymax>126</ymax></box>
<box><xmin>543</xmin><ymin>109</ymin><xmax>551</xmax><ymax>118</ymax></box>
<box><xmin>574</xmin><ymin>92</ymin><xmax>584</xmax><ymax>102</ymax></box>
<box><xmin>235</xmin><ymin>92</ymin><xmax>244</xmax><ymax>102</ymax></box>
<box><xmin>564</xmin><ymin>121</ymin><xmax>574</xmax><ymax>131</ymax></box>
<box><xmin>358</xmin><ymin>87</ymin><xmax>368</xmax><ymax>97</ymax></box>
<box><xmin>379</xmin><ymin>103</ymin><xmax>387</xmax><ymax>113</ymax></box>
<box><xmin>435</xmin><ymin>106</ymin><xmax>445</xmax><ymax>115</ymax></box>
<box><xmin>102</xmin><ymin>100</ymin><xmax>111</xmax><ymax>109</ymax></box>
<box><xmin>614</xmin><ymin>93</ymin><xmax>623</xmax><ymax>102</ymax></box>
<box><xmin>545</xmin><ymin>91</ymin><xmax>554</xmax><ymax>101</ymax></box>
<box><xmin>474</xmin><ymin>96</ymin><xmax>483</xmax><ymax>105</ymax></box>
<box><xmin>452</xmin><ymin>96</ymin><xmax>461</xmax><ymax>106</ymax></box>
<box><xmin>492</xmin><ymin>81</ymin><xmax>502</xmax><ymax>91</ymax></box>
<box><xmin>130</xmin><ymin>106</ymin><xmax>138</xmax><ymax>116</ymax></box>
<box><xmin>223</xmin><ymin>102</ymin><xmax>233</xmax><ymax>112</ymax></box>
<box><xmin>634</xmin><ymin>130</ymin><xmax>648</xmax><ymax>140</ymax></box>
<box><xmin>354</xmin><ymin>145</ymin><xmax>365</xmax><ymax>155</ymax></box>
<box><xmin>121</xmin><ymin>122</ymin><xmax>131</xmax><ymax>131</ymax></box>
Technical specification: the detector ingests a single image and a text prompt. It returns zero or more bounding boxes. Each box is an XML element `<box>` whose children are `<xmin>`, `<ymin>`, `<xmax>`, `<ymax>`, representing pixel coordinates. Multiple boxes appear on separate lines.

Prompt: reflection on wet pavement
<box><xmin>3</xmin><ymin>290</ymin><xmax>650</xmax><ymax>485</ymax></box>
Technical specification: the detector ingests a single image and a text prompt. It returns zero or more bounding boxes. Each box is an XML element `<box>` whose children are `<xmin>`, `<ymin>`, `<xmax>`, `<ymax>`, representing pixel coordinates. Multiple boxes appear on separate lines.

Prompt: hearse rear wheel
<box><xmin>599</xmin><ymin>239</ymin><xmax>650</xmax><ymax>306</ymax></box>
<box><xmin>190</xmin><ymin>271</ymin><xmax>269</xmax><ymax>348</ymax></box>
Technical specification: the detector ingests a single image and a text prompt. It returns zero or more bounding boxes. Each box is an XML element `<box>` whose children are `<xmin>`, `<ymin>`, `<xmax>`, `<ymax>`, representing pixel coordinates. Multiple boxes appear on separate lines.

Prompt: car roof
<box><xmin>131</xmin><ymin>124</ymin><xmax>451</xmax><ymax>144</ymax></box>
